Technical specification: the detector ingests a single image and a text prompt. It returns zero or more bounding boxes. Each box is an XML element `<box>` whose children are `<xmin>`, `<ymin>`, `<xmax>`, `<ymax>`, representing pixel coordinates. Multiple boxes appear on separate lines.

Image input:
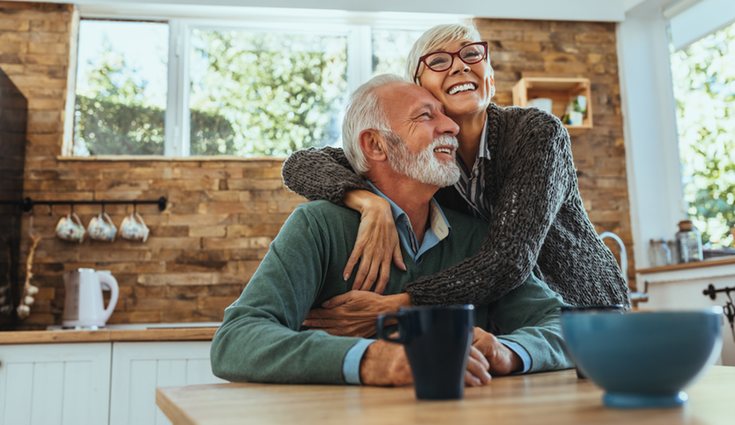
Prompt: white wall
<box><xmin>618</xmin><ymin>0</ymin><xmax>686</xmax><ymax>270</ymax></box>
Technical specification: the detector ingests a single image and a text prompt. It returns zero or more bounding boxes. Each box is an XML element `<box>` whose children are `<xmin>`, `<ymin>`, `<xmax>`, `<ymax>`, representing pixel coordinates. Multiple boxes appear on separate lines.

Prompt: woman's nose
<box><xmin>449</xmin><ymin>58</ymin><xmax>470</xmax><ymax>75</ymax></box>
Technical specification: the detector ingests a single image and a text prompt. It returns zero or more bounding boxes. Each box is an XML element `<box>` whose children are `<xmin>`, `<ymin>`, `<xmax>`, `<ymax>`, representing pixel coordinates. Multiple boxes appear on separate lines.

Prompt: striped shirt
<box><xmin>454</xmin><ymin>121</ymin><xmax>492</xmax><ymax>221</ymax></box>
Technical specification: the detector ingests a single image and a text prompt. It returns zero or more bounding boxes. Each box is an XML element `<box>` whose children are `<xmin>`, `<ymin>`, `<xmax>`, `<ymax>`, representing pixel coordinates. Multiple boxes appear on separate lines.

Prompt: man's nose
<box><xmin>437</xmin><ymin>113</ymin><xmax>460</xmax><ymax>137</ymax></box>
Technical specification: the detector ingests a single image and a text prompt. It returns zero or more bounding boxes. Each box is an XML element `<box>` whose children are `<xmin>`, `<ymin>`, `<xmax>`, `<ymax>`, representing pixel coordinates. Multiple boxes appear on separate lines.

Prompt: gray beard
<box><xmin>385</xmin><ymin>133</ymin><xmax>461</xmax><ymax>187</ymax></box>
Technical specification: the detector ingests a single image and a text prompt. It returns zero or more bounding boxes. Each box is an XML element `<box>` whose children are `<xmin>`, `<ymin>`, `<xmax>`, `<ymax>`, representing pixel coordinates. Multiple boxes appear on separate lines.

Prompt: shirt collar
<box><xmin>365</xmin><ymin>181</ymin><xmax>451</xmax><ymax>260</ymax></box>
<box><xmin>478</xmin><ymin>118</ymin><xmax>490</xmax><ymax>159</ymax></box>
<box><xmin>456</xmin><ymin>118</ymin><xmax>490</xmax><ymax>177</ymax></box>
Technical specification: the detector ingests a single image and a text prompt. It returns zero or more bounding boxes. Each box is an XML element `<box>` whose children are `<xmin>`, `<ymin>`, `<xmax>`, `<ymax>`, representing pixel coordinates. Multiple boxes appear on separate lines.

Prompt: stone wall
<box><xmin>0</xmin><ymin>3</ymin><xmax>633</xmax><ymax>329</ymax></box>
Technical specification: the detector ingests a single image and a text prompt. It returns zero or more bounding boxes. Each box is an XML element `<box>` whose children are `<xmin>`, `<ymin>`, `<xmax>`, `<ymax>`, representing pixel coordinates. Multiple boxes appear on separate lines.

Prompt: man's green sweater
<box><xmin>210</xmin><ymin>201</ymin><xmax>572</xmax><ymax>384</ymax></box>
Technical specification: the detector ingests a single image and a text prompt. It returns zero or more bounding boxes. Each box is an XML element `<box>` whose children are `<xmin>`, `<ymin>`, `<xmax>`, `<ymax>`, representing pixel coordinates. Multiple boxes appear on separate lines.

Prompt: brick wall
<box><xmin>0</xmin><ymin>3</ymin><xmax>633</xmax><ymax>329</ymax></box>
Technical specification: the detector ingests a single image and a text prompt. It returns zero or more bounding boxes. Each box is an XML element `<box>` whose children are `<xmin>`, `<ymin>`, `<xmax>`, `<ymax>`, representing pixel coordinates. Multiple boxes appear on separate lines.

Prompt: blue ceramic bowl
<box><xmin>561</xmin><ymin>308</ymin><xmax>723</xmax><ymax>409</ymax></box>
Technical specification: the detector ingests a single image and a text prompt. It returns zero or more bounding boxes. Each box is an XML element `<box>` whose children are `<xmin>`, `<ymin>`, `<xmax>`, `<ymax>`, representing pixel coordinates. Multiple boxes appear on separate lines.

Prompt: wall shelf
<box><xmin>512</xmin><ymin>77</ymin><xmax>593</xmax><ymax>131</ymax></box>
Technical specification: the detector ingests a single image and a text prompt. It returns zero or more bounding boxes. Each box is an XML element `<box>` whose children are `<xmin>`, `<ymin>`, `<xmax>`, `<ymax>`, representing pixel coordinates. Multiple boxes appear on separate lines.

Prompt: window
<box><xmin>72</xmin><ymin>14</ymin><xmax>435</xmax><ymax>158</ymax></box>
<box><xmin>188</xmin><ymin>28</ymin><xmax>348</xmax><ymax>156</ymax></box>
<box><xmin>670</xmin><ymin>21</ymin><xmax>735</xmax><ymax>247</ymax></box>
<box><xmin>372</xmin><ymin>29</ymin><xmax>423</xmax><ymax>76</ymax></box>
<box><xmin>74</xmin><ymin>20</ymin><xmax>169</xmax><ymax>156</ymax></box>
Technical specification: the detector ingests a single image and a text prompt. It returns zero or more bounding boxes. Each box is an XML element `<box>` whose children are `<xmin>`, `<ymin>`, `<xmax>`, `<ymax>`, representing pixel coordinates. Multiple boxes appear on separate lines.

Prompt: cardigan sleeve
<box><xmin>281</xmin><ymin>146</ymin><xmax>371</xmax><ymax>204</ymax></box>
<box><xmin>490</xmin><ymin>274</ymin><xmax>574</xmax><ymax>373</ymax></box>
<box><xmin>406</xmin><ymin>114</ymin><xmax>574</xmax><ymax>305</ymax></box>
<box><xmin>210</xmin><ymin>206</ymin><xmax>362</xmax><ymax>384</ymax></box>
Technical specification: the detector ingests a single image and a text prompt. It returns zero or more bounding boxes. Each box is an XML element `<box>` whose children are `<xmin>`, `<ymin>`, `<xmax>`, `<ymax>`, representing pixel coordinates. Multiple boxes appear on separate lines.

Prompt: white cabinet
<box><xmin>638</xmin><ymin>261</ymin><xmax>735</xmax><ymax>365</ymax></box>
<box><xmin>0</xmin><ymin>343</ymin><xmax>111</xmax><ymax>425</ymax></box>
<box><xmin>109</xmin><ymin>341</ymin><xmax>224</xmax><ymax>425</ymax></box>
<box><xmin>0</xmin><ymin>340</ymin><xmax>222</xmax><ymax>425</ymax></box>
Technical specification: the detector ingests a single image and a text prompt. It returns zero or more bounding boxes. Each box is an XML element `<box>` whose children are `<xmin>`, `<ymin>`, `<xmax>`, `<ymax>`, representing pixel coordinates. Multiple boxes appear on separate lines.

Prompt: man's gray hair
<box><xmin>342</xmin><ymin>74</ymin><xmax>408</xmax><ymax>175</ymax></box>
<box><xmin>406</xmin><ymin>23</ymin><xmax>493</xmax><ymax>83</ymax></box>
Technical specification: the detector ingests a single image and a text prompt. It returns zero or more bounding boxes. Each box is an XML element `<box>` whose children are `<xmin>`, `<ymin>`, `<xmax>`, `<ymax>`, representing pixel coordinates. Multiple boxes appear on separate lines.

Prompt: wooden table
<box><xmin>157</xmin><ymin>366</ymin><xmax>735</xmax><ymax>425</ymax></box>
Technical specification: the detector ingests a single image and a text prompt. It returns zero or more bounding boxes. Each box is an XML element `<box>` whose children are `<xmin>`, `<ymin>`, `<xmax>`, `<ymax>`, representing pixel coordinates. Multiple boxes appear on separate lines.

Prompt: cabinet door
<box><xmin>643</xmin><ymin>274</ymin><xmax>735</xmax><ymax>366</ymax></box>
<box><xmin>0</xmin><ymin>343</ymin><xmax>111</xmax><ymax>425</ymax></box>
<box><xmin>109</xmin><ymin>341</ymin><xmax>224</xmax><ymax>425</ymax></box>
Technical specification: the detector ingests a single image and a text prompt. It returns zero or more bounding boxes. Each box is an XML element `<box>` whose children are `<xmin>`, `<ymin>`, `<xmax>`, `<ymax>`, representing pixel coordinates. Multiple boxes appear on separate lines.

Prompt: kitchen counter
<box><xmin>0</xmin><ymin>323</ymin><xmax>219</xmax><ymax>345</ymax></box>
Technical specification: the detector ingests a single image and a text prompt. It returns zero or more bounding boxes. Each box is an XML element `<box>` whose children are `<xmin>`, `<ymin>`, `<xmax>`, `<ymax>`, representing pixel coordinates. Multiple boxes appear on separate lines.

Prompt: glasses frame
<box><xmin>413</xmin><ymin>41</ymin><xmax>489</xmax><ymax>83</ymax></box>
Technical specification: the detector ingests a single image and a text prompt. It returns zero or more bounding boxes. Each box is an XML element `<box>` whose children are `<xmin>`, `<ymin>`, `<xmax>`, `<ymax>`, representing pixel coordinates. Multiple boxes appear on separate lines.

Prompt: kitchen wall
<box><xmin>0</xmin><ymin>2</ymin><xmax>633</xmax><ymax>329</ymax></box>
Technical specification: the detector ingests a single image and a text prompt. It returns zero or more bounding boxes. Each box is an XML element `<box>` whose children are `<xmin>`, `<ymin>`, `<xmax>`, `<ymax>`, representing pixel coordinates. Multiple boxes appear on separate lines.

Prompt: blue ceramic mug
<box><xmin>376</xmin><ymin>305</ymin><xmax>474</xmax><ymax>400</ymax></box>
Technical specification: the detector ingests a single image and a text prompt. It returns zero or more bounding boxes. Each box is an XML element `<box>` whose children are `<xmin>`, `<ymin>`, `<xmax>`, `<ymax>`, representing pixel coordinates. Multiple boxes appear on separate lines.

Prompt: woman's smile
<box><xmin>418</xmin><ymin>40</ymin><xmax>494</xmax><ymax>119</ymax></box>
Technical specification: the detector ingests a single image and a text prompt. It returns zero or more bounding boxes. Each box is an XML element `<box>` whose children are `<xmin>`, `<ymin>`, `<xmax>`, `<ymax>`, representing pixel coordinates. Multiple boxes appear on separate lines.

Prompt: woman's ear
<box><xmin>359</xmin><ymin>130</ymin><xmax>388</xmax><ymax>162</ymax></box>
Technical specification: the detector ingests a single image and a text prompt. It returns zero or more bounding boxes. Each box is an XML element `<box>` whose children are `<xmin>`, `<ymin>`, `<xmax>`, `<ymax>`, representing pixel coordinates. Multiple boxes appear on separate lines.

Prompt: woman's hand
<box><xmin>343</xmin><ymin>190</ymin><xmax>406</xmax><ymax>293</ymax></box>
<box><xmin>302</xmin><ymin>291</ymin><xmax>410</xmax><ymax>338</ymax></box>
<box><xmin>472</xmin><ymin>327</ymin><xmax>523</xmax><ymax>375</ymax></box>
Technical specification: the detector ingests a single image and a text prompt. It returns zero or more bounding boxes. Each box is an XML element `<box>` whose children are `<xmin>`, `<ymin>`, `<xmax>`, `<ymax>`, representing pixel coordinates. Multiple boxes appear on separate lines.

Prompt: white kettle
<box><xmin>62</xmin><ymin>268</ymin><xmax>119</xmax><ymax>329</ymax></box>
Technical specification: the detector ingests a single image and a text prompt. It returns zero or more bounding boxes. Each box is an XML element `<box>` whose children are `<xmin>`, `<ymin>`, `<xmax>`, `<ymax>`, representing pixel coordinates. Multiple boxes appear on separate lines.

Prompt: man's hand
<box><xmin>466</xmin><ymin>346</ymin><xmax>493</xmax><ymax>386</ymax></box>
<box><xmin>360</xmin><ymin>341</ymin><xmax>492</xmax><ymax>387</ymax></box>
<box><xmin>360</xmin><ymin>340</ymin><xmax>413</xmax><ymax>386</ymax></box>
<box><xmin>472</xmin><ymin>327</ymin><xmax>523</xmax><ymax>375</ymax></box>
<box><xmin>303</xmin><ymin>291</ymin><xmax>410</xmax><ymax>337</ymax></box>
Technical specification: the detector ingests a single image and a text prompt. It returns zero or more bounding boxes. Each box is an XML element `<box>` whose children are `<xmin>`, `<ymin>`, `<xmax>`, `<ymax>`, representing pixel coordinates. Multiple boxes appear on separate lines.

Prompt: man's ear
<box><xmin>359</xmin><ymin>130</ymin><xmax>388</xmax><ymax>162</ymax></box>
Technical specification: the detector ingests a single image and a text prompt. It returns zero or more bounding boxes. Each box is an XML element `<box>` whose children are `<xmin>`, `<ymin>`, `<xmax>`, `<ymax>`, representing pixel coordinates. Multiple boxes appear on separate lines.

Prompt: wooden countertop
<box><xmin>156</xmin><ymin>366</ymin><xmax>735</xmax><ymax>425</ymax></box>
<box><xmin>636</xmin><ymin>255</ymin><xmax>735</xmax><ymax>274</ymax></box>
<box><xmin>0</xmin><ymin>326</ymin><xmax>218</xmax><ymax>345</ymax></box>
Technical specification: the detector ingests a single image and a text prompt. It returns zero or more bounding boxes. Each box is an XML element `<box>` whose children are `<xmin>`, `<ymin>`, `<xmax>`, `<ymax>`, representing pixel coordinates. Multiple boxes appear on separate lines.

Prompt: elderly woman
<box><xmin>282</xmin><ymin>23</ymin><xmax>628</xmax><ymax>316</ymax></box>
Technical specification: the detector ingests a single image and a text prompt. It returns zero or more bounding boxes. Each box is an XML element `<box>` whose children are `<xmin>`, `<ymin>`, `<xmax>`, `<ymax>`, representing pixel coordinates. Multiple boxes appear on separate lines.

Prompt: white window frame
<box><xmin>72</xmin><ymin>5</ymin><xmax>461</xmax><ymax>158</ymax></box>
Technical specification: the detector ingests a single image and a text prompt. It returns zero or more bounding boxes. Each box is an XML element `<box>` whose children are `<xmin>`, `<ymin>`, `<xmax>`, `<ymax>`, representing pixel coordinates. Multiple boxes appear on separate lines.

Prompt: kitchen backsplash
<box><xmin>0</xmin><ymin>2</ymin><xmax>633</xmax><ymax>329</ymax></box>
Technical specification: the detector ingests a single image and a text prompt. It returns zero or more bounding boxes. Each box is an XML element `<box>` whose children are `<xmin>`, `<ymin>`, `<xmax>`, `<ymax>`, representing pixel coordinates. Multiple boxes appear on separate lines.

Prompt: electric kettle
<box><xmin>62</xmin><ymin>268</ymin><xmax>119</xmax><ymax>329</ymax></box>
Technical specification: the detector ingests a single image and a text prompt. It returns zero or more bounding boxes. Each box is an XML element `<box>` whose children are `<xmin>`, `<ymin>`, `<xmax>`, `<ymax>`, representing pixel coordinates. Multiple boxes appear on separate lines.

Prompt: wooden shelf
<box><xmin>512</xmin><ymin>77</ymin><xmax>593</xmax><ymax>130</ymax></box>
<box><xmin>636</xmin><ymin>255</ymin><xmax>735</xmax><ymax>275</ymax></box>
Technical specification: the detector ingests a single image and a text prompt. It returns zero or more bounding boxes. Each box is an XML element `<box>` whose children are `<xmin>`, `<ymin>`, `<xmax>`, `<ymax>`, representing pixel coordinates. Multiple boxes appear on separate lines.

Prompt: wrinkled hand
<box><xmin>360</xmin><ymin>341</ymin><xmax>492</xmax><ymax>387</ymax></box>
<box><xmin>472</xmin><ymin>327</ymin><xmax>522</xmax><ymax>375</ymax></box>
<box><xmin>360</xmin><ymin>340</ymin><xmax>413</xmax><ymax>386</ymax></box>
<box><xmin>303</xmin><ymin>291</ymin><xmax>410</xmax><ymax>338</ymax></box>
<box><xmin>343</xmin><ymin>191</ymin><xmax>406</xmax><ymax>293</ymax></box>
<box><xmin>465</xmin><ymin>346</ymin><xmax>493</xmax><ymax>386</ymax></box>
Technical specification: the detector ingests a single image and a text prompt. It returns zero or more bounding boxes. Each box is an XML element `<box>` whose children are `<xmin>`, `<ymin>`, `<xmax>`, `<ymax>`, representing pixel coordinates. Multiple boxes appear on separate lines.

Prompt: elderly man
<box><xmin>210</xmin><ymin>74</ymin><xmax>572</xmax><ymax>386</ymax></box>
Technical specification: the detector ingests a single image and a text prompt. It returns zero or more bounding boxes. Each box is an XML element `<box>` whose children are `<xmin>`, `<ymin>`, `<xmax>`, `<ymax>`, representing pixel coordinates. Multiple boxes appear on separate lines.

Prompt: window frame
<box><xmin>71</xmin><ymin>7</ymin><xmax>459</xmax><ymax>158</ymax></box>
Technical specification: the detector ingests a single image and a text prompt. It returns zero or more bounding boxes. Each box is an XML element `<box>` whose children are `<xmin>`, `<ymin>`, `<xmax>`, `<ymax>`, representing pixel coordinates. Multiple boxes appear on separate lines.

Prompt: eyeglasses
<box><xmin>413</xmin><ymin>41</ymin><xmax>489</xmax><ymax>82</ymax></box>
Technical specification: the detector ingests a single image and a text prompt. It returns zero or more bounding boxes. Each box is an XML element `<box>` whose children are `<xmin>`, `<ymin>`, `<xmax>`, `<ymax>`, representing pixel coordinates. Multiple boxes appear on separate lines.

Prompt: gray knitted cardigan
<box><xmin>281</xmin><ymin>104</ymin><xmax>630</xmax><ymax>308</ymax></box>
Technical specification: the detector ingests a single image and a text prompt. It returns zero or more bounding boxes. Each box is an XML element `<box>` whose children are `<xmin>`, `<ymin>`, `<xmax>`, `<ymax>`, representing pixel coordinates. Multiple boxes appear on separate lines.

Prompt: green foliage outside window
<box><xmin>189</xmin><ymin>29</ymin><xmax>347</xmax><ymax>156</ymax></box>
<box><xmin>671</xmin><ymin>22</ymin><xmax>735</xmax><ymax>247</ymax></box>
<box><xmin>74</xmin><ymin>28</ymin><xmax>347</xmax><ymax>157</ymax></box>
<box><xmin>74</xmin><ymin>46</ymin><xmax>166</xmax><ymax>155</ymax></box>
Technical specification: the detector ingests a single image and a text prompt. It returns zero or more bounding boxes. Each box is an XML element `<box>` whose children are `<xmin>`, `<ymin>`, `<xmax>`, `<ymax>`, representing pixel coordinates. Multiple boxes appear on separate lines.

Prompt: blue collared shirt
<box><xmin>367</xmin><ymin>181</ymin><xmax>451</xmax><ymax>262</ymax></box>
<box><xmin>342</xmin><ymin>181</ymin><xmax>531</xmax><ymax>384</ymax></box>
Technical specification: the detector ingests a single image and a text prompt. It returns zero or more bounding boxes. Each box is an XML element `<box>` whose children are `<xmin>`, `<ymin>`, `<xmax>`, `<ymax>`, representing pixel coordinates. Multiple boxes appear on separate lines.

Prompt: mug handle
<box><xmin>376</xmin><ymin>312</ymin><xmax>404</xmax><ymax>344</ymax></box>
<box><xmin>71</xmin><ymin>212</ymin><xmax>86</xmax><ymax>243</ymax></box>
<box><xmin>134</xmin><ymin>212</ymin><xmax>146</xmax><ymax>226</ymax></box>
<box><xmin>71</xmin><ymin>212</ymin><xmax>83</xmax><ymax>226</ymax></box>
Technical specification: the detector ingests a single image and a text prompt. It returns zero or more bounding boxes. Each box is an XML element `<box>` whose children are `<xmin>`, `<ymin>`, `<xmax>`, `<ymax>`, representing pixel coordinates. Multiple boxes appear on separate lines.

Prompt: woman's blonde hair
<box><xmin>406</xmin><ymin>23</ymin><xmax>493</xmax><ymax>84</ymax></box>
